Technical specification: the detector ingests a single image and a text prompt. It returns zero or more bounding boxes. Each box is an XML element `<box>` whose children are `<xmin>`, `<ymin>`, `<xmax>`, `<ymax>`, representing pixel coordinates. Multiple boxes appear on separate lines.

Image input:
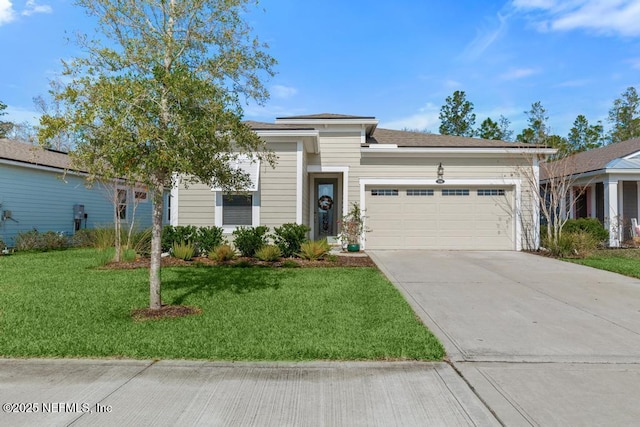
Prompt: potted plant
<box><xmin>337</xmin><ymin>202</ymin><xmax>370</xmax><ymax>252</ymax></box>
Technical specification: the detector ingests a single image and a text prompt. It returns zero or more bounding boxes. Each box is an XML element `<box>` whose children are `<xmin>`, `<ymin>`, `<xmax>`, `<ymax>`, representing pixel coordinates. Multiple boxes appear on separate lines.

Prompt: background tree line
<box><xmin>438</xmin><ymin>87</ymin><xmax>640</xmax><ymax>155</ymax></box>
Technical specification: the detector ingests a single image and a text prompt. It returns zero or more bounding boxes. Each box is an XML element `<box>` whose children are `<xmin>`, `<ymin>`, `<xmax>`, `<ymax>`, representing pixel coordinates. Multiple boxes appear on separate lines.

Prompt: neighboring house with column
<box><xmin>539</xmin><ymin>138</ymin><xmax>640</xmax><ymax>246</ymax></box>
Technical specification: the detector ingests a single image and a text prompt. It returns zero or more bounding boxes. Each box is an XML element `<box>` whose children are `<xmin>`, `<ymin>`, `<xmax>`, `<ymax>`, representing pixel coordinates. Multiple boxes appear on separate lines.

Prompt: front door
<box><xmin>315</xmin><ymin>178</ymin><xmax>338</xmax><ymax>240</ymax></box>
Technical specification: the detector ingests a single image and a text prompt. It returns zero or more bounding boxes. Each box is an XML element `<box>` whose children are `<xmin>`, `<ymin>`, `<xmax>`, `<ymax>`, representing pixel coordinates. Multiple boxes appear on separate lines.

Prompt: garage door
<box><xmin>365</xmin><ymin>187</ymin><xmax>514</xmax><ymax>250</ymax></box>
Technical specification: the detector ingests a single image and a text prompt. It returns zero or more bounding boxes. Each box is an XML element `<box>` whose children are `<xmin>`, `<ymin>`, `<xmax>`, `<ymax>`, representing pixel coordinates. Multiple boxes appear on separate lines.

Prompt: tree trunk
<box><xmin>149</xmin><ymin>185</ymin><xmax>164</xmax><ymax>310</ymax></box>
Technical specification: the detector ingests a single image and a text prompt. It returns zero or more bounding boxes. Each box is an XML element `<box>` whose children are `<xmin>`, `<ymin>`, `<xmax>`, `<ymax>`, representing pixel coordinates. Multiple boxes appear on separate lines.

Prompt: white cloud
<box><xmin>500</xmin><ymin>67</ymin><xmax>539</xmax><ymax>80</ymax></box>
<box><xmin>461</xmin><ymin>12</ymin><xmax>509</xmax><ymax>60</ymax></box>
<box><xmin>380</xmin><ymin>103</ymin><xmax>440</xmax><ymax>131</ymax></box>
<box><xmin>512</xmin><ymin>0</ymin><xmax>640</xmax><ymax>37</ymax></box>
<box><xmin>270</xmin><ymin>84</ymin><xmax>298</xmax><ymax>100</ymax></box>
<box><xmin>0</xmin><ymin>0</ymin><xmax>16</xmax><ymax>25</ymax></box>
<box><xmin>22</xmin><ymin>0</ymin><xmax>51</xmax><ymax>16</ymax></box>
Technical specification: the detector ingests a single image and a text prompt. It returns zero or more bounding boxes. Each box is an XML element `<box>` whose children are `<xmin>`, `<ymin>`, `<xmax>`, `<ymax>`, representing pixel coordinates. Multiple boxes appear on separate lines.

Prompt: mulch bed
<box><xmin>131</xmin><ymin>305</ymin><xmax>202</xmax><ymax>321</ymax></box>
<box><xmin>103</xmin><ymin>254</ymin><xmax>377</xmax><ymax>270</ymax></box>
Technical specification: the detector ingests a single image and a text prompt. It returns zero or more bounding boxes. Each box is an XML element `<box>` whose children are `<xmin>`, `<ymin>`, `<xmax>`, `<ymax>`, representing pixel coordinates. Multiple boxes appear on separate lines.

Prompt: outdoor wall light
<box><xmin>436</xmin><ymin>163</ymin><xmax>445</xmax><ymax>184</ymax></box>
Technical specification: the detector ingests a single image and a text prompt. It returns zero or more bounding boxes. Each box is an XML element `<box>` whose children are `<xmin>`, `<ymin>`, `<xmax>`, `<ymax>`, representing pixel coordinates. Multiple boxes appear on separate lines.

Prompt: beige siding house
<box><xmin>174</xmin><ymin>114</ymin><xmax>554</xmax><ymax>250</ymax></box>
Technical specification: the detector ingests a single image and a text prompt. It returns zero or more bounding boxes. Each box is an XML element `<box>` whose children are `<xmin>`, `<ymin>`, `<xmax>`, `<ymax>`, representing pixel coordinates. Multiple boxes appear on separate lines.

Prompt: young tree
<box><xmin>567</xmin><ymin>115</ymin><xmax>604</xmax><ymax>153</ymax></box>
<box><xmin>39</xmin><ymin>0</ymin><xmax>276</xmax><ymax>310</ymax></box>
<box><xmin>0</xmin><ymin>100</ymin><xmax>13</xmax><ymax>138</ymax></box>
<box><xmin>34</xmin><ymin>79</ymin><xmax>74</xmax><ymax>151</ymax></box>
<box><xmin>477</xmin><ymin>115</ymin><xmax>513</xmax><ymax>141</ymax></box>
<box><xmin>608</xmin><ymin>86</ymin><xmax>640</xmax><ymax>143</ymax></box>
<box><xmin>516</xmin><ymin>101</ymin><xmax>549</xmax><ymax>144</ymax></box>
<box><xmin>439</xmin><ymin>90</ymin><xmax>476</xmax><ymax>137</ymax></box>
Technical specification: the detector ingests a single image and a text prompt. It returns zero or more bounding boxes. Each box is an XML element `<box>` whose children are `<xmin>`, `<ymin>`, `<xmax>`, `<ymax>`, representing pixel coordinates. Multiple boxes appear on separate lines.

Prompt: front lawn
<box><xmin>0</xmin><ymin>249</ymin><xmax>444</xmax><ymax>361</ymax></box>
<box><xmin>567</xmin><ymin>248</ymin><xmax>640</xmax><ymax>279</ymax></box>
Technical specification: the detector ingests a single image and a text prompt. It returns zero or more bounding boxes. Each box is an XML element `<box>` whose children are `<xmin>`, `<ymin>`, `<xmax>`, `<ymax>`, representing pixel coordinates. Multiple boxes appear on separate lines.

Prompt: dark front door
<box><xmin>315</xmin><ymin>179</ymin><xmax>338</xmax><ymax>240</ymax></box>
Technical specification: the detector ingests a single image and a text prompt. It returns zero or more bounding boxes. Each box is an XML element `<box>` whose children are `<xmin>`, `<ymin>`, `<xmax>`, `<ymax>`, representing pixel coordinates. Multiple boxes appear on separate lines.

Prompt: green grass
<box><xmin>567</xmin><ymin>248</ymin><xmax>640</xmax><ymax>279</ymax></box>
<box><xmin>0</xmin><ymin>249</ymin><xmax>444</xmax><ymax>361</ymax></box>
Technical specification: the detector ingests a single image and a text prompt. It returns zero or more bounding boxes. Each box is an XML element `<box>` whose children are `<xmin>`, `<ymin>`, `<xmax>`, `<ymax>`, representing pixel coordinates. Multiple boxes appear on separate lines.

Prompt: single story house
<box><xmin>173</xmin><ymin>114</ymin><xmax>555</xmax><ymax>251</ymax></box>
<box><xmin>0</xmin><ymin>139</ymin><xmax>169</xmax><ymax>247</ymax></box>
<box><xmin>540</xmin><ymin>138</ymin><xmax>640</xmax><ymax>247</ymax></box>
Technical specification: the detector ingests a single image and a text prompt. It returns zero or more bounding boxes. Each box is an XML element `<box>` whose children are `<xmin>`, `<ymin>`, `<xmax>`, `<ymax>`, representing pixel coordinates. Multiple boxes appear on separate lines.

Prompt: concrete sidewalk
<box><xmin>370</xmin><ymin>250</ymin><xmax>640</xmax><ymax>426</ymax></box>
<box><xmin>0</xmin><ymin>359</ymin><xmax>498</xmax><ymax>426</ymax></box>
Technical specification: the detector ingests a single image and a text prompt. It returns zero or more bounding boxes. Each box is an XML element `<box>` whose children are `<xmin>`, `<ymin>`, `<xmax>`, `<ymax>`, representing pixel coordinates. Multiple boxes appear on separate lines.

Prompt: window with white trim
<box><xmin>134</xmin><ymin>190</ymin><xmax>148</xmax><ymax>203</ymax></box>
<box><xmin>477</xmin><ymin>189</ymin><xmax>505</xmax><ymax>196</ymax></box>
<box><xmin>442</xmin><ymin>189</ymin><xmax>469</xmax><ymax>196</ymax></box>
<box><xmin>222</xmin><ymin>194</ymin><xmax>253</xmax><ymax>226</ymax></box>
<box><xmin>371</xmin><ymin>189</ymin><xmax>399</xmax><ymax>196</ymax></box>
<box><xmin>117</xmin><ymin>189</ymin><xmax>127</xmax><ymax>220</ymax></box>
<box><xmin>407</xmin><ymin>189</ymin><xmax>434</xmax><ymax>196</ymax></box>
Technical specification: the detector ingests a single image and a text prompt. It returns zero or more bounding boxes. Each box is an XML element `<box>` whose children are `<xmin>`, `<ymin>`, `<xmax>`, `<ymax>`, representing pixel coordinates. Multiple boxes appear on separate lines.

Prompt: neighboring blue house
<box><xmin>0</xmin><ymin>139</ymin><xmax>169</xmax><ymax>247</ymax></box>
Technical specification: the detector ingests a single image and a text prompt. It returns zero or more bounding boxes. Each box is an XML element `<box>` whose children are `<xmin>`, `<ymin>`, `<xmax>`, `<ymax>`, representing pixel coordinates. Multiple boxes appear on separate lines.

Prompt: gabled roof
<box><xmin>366</xmin><ymin>128</ymin><xmax>541</xmax><ymax>148</ymax></box>
<box><xmin>0</xmin><ymin>138</ymin><xmax>71</xmax><ymax>171</ymax></box>
<box><xmin>244</xmin><ymin>120</ymin><xmax>315</xmax><ymax>131</ymax></box>
<box><xmin>276</xmin><ymin>113</ymin><xmax>376</xmax><ymax>120</ymax></box>
<box><xmin>540</xmin><ymin>138</ymin><xmax>640</xmax><ymax>180</ymax></box>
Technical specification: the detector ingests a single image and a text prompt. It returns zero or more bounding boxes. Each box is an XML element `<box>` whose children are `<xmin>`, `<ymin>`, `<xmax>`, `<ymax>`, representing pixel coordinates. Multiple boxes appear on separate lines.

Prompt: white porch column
<box><xmin>604</xmin><ymin>178</ymin><xmax>620</xmax><ymax>247</ymax></box>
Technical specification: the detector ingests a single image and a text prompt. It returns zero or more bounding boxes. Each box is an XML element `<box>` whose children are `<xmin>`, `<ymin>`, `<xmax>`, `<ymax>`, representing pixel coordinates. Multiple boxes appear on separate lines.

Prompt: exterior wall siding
<box><xmin>260</xmin><ymin>142</ymin><xmax>297</xmax><ymax>230</ymax></box>
<box><xmin>0</xmin><ymin>163</ymin><xmax>159</xmax><ymax>247</ymax></box>
<box><xmin>176</xmin><ymin>142</ymin><xmax>298</xmax><ymax>233</ymax></box>
<box><xmin>177</xmin><ymin>182</ymin><xmax>216</xmax><ymax>227</ymax></box>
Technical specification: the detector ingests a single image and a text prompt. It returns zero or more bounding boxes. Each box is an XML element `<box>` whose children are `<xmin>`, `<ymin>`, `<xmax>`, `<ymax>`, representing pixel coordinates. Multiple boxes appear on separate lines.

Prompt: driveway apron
<box><xmin>370</xmin><ymin>250</ymin><xmax>640</xmax><ymax>426</ymax></box>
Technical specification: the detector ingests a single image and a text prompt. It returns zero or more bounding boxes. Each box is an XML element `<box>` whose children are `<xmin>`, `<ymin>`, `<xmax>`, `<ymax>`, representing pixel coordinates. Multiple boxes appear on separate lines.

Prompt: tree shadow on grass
<box><xmin>162</xmin><ymin>266</ymin><xmax>291</xmax><ymax>305</ymax></box>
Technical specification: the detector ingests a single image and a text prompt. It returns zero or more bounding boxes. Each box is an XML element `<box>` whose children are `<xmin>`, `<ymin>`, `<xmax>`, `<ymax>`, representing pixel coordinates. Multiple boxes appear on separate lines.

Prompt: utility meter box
<box><xmin>73</xmin><ymin>204</ymin><xmax>85</xmax><ymax>220</ymax></box>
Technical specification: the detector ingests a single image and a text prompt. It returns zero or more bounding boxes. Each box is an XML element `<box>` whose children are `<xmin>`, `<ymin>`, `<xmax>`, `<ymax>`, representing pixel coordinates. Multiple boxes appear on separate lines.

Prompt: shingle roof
<box><xmin>367</xmin><ymin>128</ymin><xmax>538</xmax><ymax>148</ymax></box>
<box><xmin>540</xmin><ymin>138</ymin><xmax>640</xmax><ymax>180</ymax></box>
<box><xmin>276</xmin><ymin>113</ymin><xmax>376</xmax><ymax>120</ymax></box>
<box><xmin>244</xmin><ymin>120</ymin><xmax>315</xmax><ymax>131</ymax></box>
<box><xmin>0</xmin><ymin>138</ymin><xmax>71</xmax><ymax>170</ymax></box>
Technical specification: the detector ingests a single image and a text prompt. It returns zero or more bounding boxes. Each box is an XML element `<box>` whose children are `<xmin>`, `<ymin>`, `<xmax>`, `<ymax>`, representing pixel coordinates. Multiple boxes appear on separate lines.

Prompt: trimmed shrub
<box><xmin>196</xmin><ymin>226</ymin><xmax>224</xmax><ymax>254</ymax></box>
<box><xmin>255</xmin><ymin>244</ymin><xmax>282</xmax><ymax>262</ymax></box>
<box><xmin>172</xmin><ymin>241</ymin><xmax>196</xmax><ymax>261</ymax></box>
<box><xmin>272</xmin><ymin>223</ymin><xmax>310</xmax><ymax>258</ymax></box>
<box><xmin>298</xmin><ymin>239</ymin><xmax>331</xmax><ymax>260</ymax></box>
<box><xmin>232</xmin><ymin>226</ymin><xmax>269</xmax><ymax>257</ymax></box>
<box><xmin>162</xmin><ymin>225</ymin><xmax>198</xmax><ymax>252</ymax></box>
<box><xmin>208</xmin><ymin>244</ymin><xmax>236</xmax><ymax>261</ymax></box>
<box><xmin>15</xmin><ymin>230</ymin><xmax>69</xmax><ymax>252</ymax></box>
<box><xmin>563</xmin><ymin>218</ymin><xmax>609</xmax><ymax>243</ymax></box>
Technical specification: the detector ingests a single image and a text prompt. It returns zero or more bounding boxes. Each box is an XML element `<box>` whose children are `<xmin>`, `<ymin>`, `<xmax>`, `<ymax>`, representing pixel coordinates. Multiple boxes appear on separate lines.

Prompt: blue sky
<box><xmin>2</xmin><ymin>0</ymin><xmax>640</xmax><ymax>138</ymax></box>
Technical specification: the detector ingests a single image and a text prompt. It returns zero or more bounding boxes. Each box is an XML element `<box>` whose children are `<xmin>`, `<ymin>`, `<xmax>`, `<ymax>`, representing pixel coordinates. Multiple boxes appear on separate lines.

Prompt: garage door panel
<box><xmin>365</xmin><ymin>186</ymin><xmax>514</xmax><ymax>250</ymax></box>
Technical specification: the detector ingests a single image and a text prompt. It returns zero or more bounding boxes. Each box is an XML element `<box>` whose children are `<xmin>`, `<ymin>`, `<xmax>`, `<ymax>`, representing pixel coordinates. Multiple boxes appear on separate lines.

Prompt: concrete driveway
<box><xmin>370</xmin><ymin>250</ymin><xmax>640</xmax><ymax>426</ymax></box>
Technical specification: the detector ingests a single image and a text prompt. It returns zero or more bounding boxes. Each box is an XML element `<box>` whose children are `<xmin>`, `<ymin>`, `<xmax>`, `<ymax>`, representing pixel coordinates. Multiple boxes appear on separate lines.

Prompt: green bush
<box><xmin>172</xmin><ymin>241</ymin><xmax>196</xmax><ymax>261</ymax></box>
<box><xmin>232</xmin><ymin>226</ymin><xmax>269</xmax><ymax>257</ymax></box>
<box><xmin>272</xmin><ymin>223</ymin><xmax>310</xmax><ymax>258</ymax></box>
<box><xmin>196</xmin><ymin>226</ymin><xmax>224</xmax><ymax>254</ymax></box>
<box><xmin>162</xmin><ymin>225</ymin><xmax>198</xmax><ymax>252</ymax></box>
<box><xmin>255</xmin><ymin>244</ymin><xmax>282</xmax><ymax>262</ymax></box>
<box><xmin>208</xmin><ymin>244</ymin><xmax>236</xmax><ymax>261</ymax></box>
<box><xmin>563</xmin><ymin>218</ymin><xmax>609</xmax><ymax>243</ymax></box>
<box><xmin>15</xmin><ymin>230</ymin><xmax>69</xmax><ymax>252</ymax></box>
<box><xmin>298</xmin><ymin>239</ymin><xmax>331</xmax><ymax>260</ymax></box>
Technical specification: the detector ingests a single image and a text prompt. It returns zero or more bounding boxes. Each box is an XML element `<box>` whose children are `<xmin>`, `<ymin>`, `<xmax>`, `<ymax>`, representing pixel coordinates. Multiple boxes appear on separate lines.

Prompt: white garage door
<box><xmin>365</xmin><ymin>187</ymin><xmax>514</xmax><ymax>250</ymax></box>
